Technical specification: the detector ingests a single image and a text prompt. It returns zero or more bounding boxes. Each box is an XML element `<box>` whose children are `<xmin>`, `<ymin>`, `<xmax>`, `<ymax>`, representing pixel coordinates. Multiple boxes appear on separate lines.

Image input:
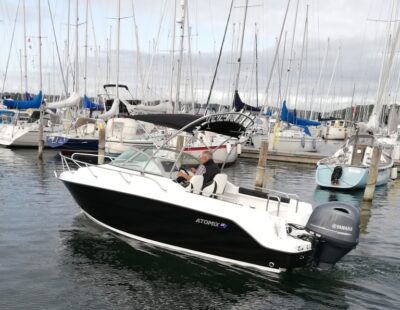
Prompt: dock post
<box><xmin>98</xmin><ymin>121</ymin><xmax>106</xmax><ymax>165</ymax></box>
<box><xmin>255</xmin><ymin>140</ymin><xmax>269</xmax><ymax>188</ymax></box>
<box><xmin>38</xmin><ymin>107</ymin><xmax>44</xmax><ymax>160</ymax></box>
<box><xmin>176</xmin><ymin>135</ymin><xmax>185</xmax><ymax>151</ymax></box>
<box><xmin>363</xmin><ymin>146</ymin><xmax>382</xmax><ymax>201</ymax></box>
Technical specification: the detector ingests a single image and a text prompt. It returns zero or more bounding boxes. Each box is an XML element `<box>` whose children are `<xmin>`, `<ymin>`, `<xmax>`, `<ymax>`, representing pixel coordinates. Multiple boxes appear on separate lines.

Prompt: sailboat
<box><xmin>316</xmin><ymin>134</ymin><xmax>393</xmax><ymax>189</ymax></box>
<box><xmin>316</xmin><ymin>3</ymin><xmax>400</xmax><ymax>190</ymax></box>
<box><xmin>0</xmin><ymin>92</ymin><xmax>46</xmax><ymax>147</ymax></box>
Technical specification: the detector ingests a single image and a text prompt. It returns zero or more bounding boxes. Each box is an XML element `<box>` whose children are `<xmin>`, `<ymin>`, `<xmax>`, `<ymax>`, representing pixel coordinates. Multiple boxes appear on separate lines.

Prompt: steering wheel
<box><xmin>179</xmin><ymin>167</ymin><xmax>189</xmax><ymax>175</ymax></box>
<box><xmin>174</xmin><ymin>167</ymin><xmax>190</xmax><ymax>184</ymax></box>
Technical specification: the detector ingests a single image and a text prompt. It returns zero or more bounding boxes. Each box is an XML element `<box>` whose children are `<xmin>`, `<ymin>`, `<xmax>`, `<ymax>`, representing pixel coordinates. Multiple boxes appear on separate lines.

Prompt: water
<box><xmin>1</xmin><ymin>148</ymin><xmax>399</xmax><ymax>309</ymax></box>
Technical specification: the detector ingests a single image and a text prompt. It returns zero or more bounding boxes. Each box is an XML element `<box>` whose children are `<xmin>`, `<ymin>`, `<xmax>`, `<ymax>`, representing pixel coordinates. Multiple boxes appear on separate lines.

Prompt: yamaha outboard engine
<box><xmin>306</xmin><ymin>202</ymin><xmax>360</xmax><ymax>269</ymax></box>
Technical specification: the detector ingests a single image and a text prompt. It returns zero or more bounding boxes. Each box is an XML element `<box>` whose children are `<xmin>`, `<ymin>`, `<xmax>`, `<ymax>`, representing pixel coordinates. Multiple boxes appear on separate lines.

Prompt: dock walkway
<box><xmin>240</xmin><ymin>146</ymin><xmax>400</xmax><ymax>167</ymax></box>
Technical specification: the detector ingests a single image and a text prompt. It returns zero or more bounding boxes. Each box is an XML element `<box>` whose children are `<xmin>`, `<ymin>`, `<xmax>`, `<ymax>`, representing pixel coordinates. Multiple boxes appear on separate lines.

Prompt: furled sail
<box><xmin>233</xmin><ymin>91</ymin><xmax>260</xmax><ymax>112</ymax></box>
<box><xmin>281</xmin><ymin>101</ymin><xmax>320</xmax><ymax>127</ymax></box>
<box><xmin>83</xmin><ymin>95</ymin><xmax>103</xmax><ymax>110</ymax></box>
<box><xmin>46</xmin><ymin>92</ymin><xmax>81</xmax><ymax>109</ymax></box>
<box><xmin>3</xmin><ymin>91</ymin><xmax>43</xmax><ymax>109</ymax></box>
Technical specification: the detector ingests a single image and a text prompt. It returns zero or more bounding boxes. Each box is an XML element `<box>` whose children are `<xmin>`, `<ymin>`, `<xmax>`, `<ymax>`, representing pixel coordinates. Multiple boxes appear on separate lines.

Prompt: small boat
<box><xmin>322</xmin><ymin>119</ymin><xmax>350</xmax><ymax>140</ymax></box>
<box><xmin>105</xmin><ymin>117</ymin><xmax>162</xmax><ymax>155</ymax></box>
<box><xmin>105</xmin><ymin>116</ymin><xmax>239</xmax><ymax>165</ymax></box>
<box><xmin>316</xmin><ymin>134</ymin><xmax>393</xmax><ymax>189</ymax></box>
<box><xmin>269</xmin><ymin>126</ymin><xmax>322</xmax><ymax>153</ymax></box>
<box><xmin>57</xmin><ymin>112</ymin><xmax>360</xmax><ymax>273</ymax></box>
<box><xmin>0</xmin><ymin>109</ymin><xmax>53</xmax><ymax>147</ymax></box>
<box><xmin>46</xmin><ymin>117</ymin><xmax>99</xmax><ymax>151</ymax></box>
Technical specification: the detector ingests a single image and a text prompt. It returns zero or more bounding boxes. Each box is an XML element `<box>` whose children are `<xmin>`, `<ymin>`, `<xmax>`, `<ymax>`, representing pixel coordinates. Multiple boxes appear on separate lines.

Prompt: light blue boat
<box><xmin>316</xmin><ymin>134</ymin><xmax>393</xmax><ymax>190</ymax></box>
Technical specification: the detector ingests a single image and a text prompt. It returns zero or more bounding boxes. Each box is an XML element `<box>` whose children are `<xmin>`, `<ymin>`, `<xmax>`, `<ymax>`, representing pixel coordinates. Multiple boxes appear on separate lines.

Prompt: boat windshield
<box><xmin>110</xmin><ymin>146</ymin><xmax>200</xmax><ymax>177</ymax></box>
<box><xmin>348</xmin><ymin>135</ymin><xmax>374</xmax><ymax>146</ymax></box>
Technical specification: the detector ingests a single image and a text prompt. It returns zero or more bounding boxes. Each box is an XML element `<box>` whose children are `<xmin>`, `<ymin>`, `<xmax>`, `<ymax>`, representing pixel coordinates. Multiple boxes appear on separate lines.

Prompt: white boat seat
<box><xmin>185</xmin><ymin>175</ymin><xmax>203</xmax><ymax>194</ymax></box>
<box><xmin>202</xmin><ymin>181</ymin><xmax>217</xmax><ymax>197</ymax></box>
<box><xmin>213</xmin><ymin>173</ymin><xmax>228</xmax><ymax>194</ymax></box>
<box><xmin>202</xmin><ymin>174</ymin><xmax>228</xmax><ymax>197</ymax></box>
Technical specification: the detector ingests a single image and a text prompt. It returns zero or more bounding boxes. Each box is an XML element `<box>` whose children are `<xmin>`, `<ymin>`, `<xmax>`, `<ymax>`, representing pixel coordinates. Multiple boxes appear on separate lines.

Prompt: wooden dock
<box><xmin>240</xmin><ymin>146</ymin><xmax>400</xmax><ymax>167</ymax></box>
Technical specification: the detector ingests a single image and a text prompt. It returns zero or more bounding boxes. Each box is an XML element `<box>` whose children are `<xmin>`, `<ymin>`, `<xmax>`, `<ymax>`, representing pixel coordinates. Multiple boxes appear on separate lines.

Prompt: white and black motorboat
<box><xmin>57</xmin><ymin>112</ymin><xmax>360</xmax><ymax>273</ymax></box>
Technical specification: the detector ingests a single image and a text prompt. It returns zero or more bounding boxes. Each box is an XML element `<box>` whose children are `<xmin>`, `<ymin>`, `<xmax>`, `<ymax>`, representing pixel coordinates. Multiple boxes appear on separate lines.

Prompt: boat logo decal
<box><xmin>332</xmin><ymin>223</ymin><xmax>353</xmax><ymax>231</ymax></box>
<box><xmin>195</xmin><ymin>218</ymin><xmax>228</xmax><ymax>229</ymax></box>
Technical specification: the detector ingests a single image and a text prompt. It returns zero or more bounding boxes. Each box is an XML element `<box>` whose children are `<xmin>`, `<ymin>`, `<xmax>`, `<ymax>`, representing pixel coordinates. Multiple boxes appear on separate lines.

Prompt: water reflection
<box><xmin>59</xmin><ymin>214</ymin><xmax>352</xmax><ymax>309</ymax></box>
<box><xmin>312</xmin><ymin>187</ymin><xmax>363</xmax><ymax>206</ymax></box>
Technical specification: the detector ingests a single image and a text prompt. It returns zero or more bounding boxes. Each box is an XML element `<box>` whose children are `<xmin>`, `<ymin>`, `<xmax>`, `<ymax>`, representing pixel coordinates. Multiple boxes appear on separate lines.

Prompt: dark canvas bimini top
<box><xmin>129</xmin><ymin>113</ymin><xmax>249</xmax><ymax>138</ymax></box>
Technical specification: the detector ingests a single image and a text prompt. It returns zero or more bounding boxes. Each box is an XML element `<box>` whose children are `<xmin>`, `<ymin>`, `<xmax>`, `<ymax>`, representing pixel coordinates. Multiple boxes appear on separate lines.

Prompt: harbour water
<box><xmin>1</xmin><ymin>148</ymin><xmax>399</xmax><ymax>309</ymax></box>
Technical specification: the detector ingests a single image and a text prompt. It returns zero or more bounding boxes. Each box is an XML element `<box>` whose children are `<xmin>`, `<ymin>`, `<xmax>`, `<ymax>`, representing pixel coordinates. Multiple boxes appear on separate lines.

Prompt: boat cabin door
<box><xmin>351</xmin><ymin>144</ymin><xmax>367</xmax><ymax>166</ymax></box>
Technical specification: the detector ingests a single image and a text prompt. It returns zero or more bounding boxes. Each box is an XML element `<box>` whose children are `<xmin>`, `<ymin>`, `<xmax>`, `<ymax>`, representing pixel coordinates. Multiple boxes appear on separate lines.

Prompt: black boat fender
<box><xmin>331</xmin><ymin>165</ymin><xmax>343</xmax><ymax>185</ymax></box>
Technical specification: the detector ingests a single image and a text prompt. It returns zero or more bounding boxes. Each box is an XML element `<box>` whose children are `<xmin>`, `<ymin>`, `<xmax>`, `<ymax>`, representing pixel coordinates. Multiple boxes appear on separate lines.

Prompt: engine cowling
<box><xmin>306</xmin><ymin>202</ymin><xmax>360</xmax><ymax>269</ymax></box>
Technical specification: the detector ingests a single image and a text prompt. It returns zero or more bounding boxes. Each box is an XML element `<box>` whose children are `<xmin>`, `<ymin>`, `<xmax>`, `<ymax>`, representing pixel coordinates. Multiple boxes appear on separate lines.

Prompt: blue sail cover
<box><xmin>280</xmin><ymin>101</ymin><xmax>320</xmax><ymax>136</ymax></box>
<box><xmin>3</xmin><ymin>91</ymin><xmax>43</xmax><ymax>109</ymax></box>
<box><xmin>281</xmin><ymin>101</ymin><xmax>320</xmax><ymax>127</ymax></box>
<box><xmin>83</xmin><ymin>95</ymin><xmax>103</xmax><ymax>110</ymax></box>
<box><xmin>233</xmin><ymin>91</ymin><xmax>261</xmax><ymax>112</ymax></box>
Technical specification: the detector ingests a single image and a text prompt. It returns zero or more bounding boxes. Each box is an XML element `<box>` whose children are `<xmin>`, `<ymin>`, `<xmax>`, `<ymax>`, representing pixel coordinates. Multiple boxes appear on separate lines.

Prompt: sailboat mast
<box><xmin>169</xmin><ymin>0</ymin><xmax>177</xmax><ymax>106</ymax></box>
<box><xmin>116</xmin><ymin>0</ymin><xmax>121</xmax><ymax>102</ymax></box>
<box><xmin>294</xmin><ymin>5</ymin><xmax>309</xmax><ymax>112</ymax></box>
<box><xmin>23</xmin><ymin>0</ymin><xmax>28</xmax><ymax>94</ymax></box>
<box><xmin>84</xmin><ymin>0</ymin><xmax>89</xmax><ymax>96</ymax></box>
<box><xmin>233</xmin><ymin>0</ymin><xmax>249</xmax><ymax>95</ymax></box>
<box><xmin>185</xmin><ymin>4</ymin><xmax>195</xmax><ymax>112</ymax></box>
<box><xmin>284</xmin><ymin>0</ymin><xmax>299</xmax><ymax>101</ymax></box>
<box><xmin>310</xmin><ymin>37</ymin><xmax>329</xmax><ymax>119</ymax></box>
<box><xmin>255</xmin><ymin>23</ymin><xmax>259</xmax><ymax>108</ymax></box>
<box><xmin>175</xmin><ymin>0</ymin><xmax>187</xmax><ymax>113</ymax></box>
<box><xmin>66</xmin><ymin>0</ymin><xmax>70</xmax><ymax>94</ymax></box>
<box><xmin>131</xmin><ymin>0</ymin><xmax>143</xmax><ymax>100</ymax></box>
<box><xmin>74</xmin><ymin>0</ymin><xmax>79</xmax><ymax>93</ymax></box>
<box><xmin>262</xmin><ymin>0</ymin><xmax>291</xmax><ymax>108</ymax></box>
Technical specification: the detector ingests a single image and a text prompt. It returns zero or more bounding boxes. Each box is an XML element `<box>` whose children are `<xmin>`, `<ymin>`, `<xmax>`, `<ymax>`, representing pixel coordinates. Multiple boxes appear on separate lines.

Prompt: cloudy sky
<box><xmin>0</xmin><ymin>0</ymin><xmax>398</xmax><ymax>111</ymax></box>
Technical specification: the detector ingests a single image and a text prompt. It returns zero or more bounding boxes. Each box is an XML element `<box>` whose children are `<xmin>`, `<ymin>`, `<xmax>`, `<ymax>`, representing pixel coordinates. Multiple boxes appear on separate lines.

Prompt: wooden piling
<box><xmin>38</xmin><ymin>108</ymin><xmax>44</xmax><ymax>160</ymax></box>
<box><xmin>98</xmin><ymin>121</ymin><xmax>106</xmax><ymax>165</ymax></box>
<box><xmin>255</xmin><ymin>140</ymin><xmax>269</xmax><ymax>188</ymax></box>
<box><xmin>363</xmin><ymin>146</ymin><xmax>382</xmax><ymax>201</ymax></box>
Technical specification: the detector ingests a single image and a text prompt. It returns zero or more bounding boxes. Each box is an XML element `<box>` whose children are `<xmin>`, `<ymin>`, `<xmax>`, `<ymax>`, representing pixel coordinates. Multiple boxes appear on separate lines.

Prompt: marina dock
<box><xmin>240</xmin><ymin>146</ymin><xmax>400</xmax><ymax>168</ymax></box>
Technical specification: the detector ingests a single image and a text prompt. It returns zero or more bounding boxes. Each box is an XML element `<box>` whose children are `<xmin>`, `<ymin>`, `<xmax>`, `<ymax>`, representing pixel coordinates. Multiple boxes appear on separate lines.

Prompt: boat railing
<box><xmin>58</xmin><ymin>153</ymin><xmax>168</xmax><ymax>192</ymax></box>
<box><xmin>256</xmin><ymin>186</ymin><xmax>300</xmax><ymax>213</ymax></box>
<box><xmin>197</xmin><ymin>186</ymin><xmax>299</xmax><ymax>214</ymax></box>
<box><xmin>266</xmin><ymin>194</ymin><xmax>281</xmax><ymax>215</ymax></box>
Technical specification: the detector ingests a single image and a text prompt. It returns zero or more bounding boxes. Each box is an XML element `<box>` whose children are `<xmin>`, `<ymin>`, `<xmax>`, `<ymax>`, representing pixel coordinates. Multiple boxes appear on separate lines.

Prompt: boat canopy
<box><xmin>83</xmin><ymin>95</ymin><xmax>103</xmax><ymax>110</ymax></box>
<box><xmin>129</xmin><ymin>112</ymin><xmax>253</xmax><ymax>138</ymax></box>
<box><xmin>3</xmin><ymin>91</ymin><xmax>43</xmax><ymax>109</ymax></box>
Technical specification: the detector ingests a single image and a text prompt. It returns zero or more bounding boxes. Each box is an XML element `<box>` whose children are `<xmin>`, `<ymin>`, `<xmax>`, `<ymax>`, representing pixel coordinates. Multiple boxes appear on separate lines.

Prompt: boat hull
<box><xmin>62</xmin><ymin>180</ymin><xmax>311</xmax><ymax>272</ymax></box>
<box><xmin>0</xmin><ymin>127</ymin><xmax>41</xmax><ymax>147</ymax></box>
<box><xmin>316</xmin><ymin>164</ymin><xmax>392</xmax><ymax>189</ymax></box>
<box><xmin>46</xmin><ymin>135</ymin><xmax>99</xmax><ymax>150</ymax></box>
<box><xmin>268</xmin><ymin>135</ymin><xmax>322</xmax><ymax>153</ymax></box>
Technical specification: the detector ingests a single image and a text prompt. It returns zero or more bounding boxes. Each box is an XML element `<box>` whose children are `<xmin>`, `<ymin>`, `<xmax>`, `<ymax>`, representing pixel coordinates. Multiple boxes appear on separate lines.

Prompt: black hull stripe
<box><xmin>62</xmin><ymin>180</ymin><xmax>311</xmax><ymax>270</ymax></box>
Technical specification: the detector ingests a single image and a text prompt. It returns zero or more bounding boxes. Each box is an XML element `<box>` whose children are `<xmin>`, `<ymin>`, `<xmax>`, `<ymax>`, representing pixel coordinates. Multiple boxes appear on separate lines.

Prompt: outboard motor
<box><xmin>306</xmin><ymin>202</ymin><xmax>360</xmax><ymax>269</ymax></box>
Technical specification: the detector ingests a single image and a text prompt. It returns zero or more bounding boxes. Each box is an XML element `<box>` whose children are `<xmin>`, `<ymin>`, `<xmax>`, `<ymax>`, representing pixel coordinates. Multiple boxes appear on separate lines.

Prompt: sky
<box><xmin>0</xmin><ymin>0</ymin><xmax>398</xmax><ymax>111</ymax></box>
